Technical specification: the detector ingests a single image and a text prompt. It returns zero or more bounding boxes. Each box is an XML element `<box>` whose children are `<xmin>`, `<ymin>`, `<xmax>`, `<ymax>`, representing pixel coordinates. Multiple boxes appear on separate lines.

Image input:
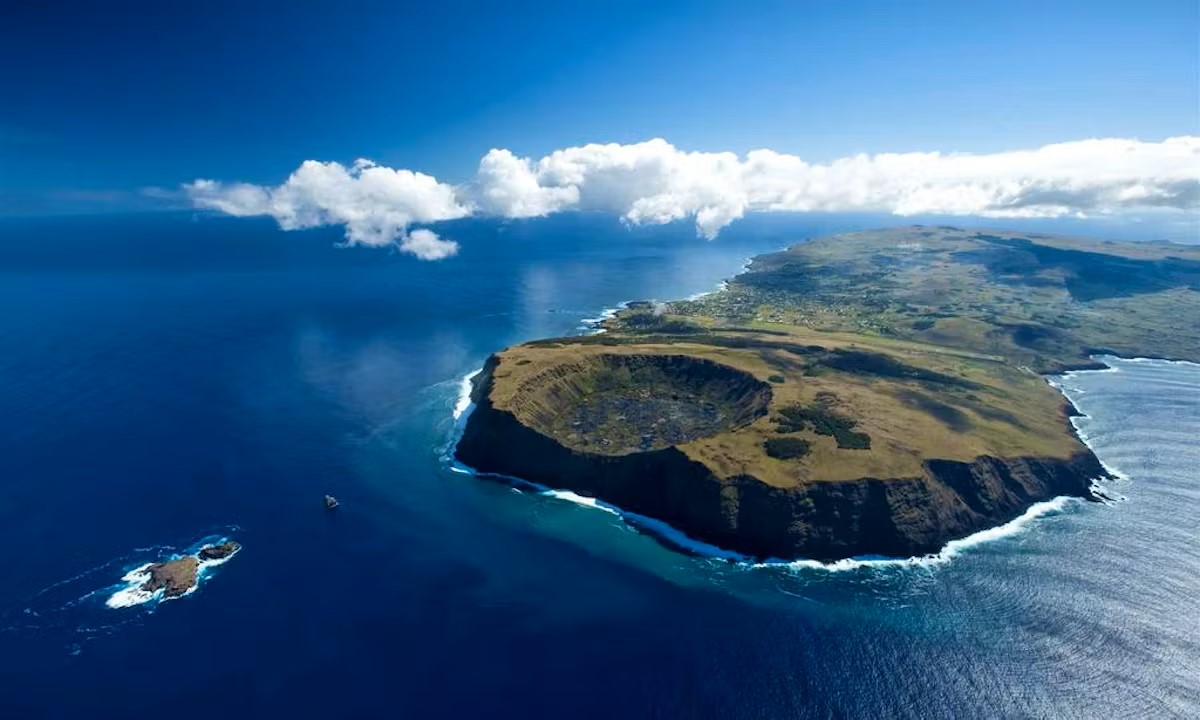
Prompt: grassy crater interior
<box><xmin>515</xmin><ymin>353</ymin><xmax>773</xmax><ymax>455</ymax></box>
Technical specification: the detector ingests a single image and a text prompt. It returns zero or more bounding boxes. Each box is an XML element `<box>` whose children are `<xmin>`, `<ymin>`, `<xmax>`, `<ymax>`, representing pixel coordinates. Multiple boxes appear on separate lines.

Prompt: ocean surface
<box><xmin>0</xmin><ymin>212</ymin><xmax>1197</xmax><ymax>719</ymax></box>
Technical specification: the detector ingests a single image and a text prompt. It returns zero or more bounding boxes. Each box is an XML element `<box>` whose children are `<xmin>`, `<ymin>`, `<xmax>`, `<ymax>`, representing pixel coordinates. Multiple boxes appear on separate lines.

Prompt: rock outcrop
<box><xmin>142</xmin><ymin>556</ymin><xmax>201</xmax><ymax>598</ymax></box>
<box><xmin>198</xmin><ymin>540</ymin><xmax>240</xmax><ymax>562</ymax></box>
<box><xmin>141</xmin><ymin>541</ymin><xmax>241</xmax><ymax>598</ymax></box>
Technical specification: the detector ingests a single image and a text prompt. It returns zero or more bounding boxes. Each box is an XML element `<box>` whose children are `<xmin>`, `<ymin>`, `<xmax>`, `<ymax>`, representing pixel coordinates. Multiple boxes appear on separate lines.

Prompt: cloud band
<box><xmin>186</xmin><ymin>136</ymin><xmax>1199</xmax><ymax>259</ymax></box>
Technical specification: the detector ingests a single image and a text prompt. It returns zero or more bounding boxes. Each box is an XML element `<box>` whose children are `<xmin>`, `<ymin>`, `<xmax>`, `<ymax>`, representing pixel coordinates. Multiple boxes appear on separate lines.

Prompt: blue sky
<box><xmin>1</xmin><ymin>0</ymin><xmax>1197</xmax><ymax>215</ymax></box>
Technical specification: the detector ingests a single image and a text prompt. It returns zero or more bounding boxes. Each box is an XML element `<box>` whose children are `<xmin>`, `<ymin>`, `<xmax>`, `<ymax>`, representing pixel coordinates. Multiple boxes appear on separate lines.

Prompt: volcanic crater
<box><xmin>511</xmin><ymin>353</ymin><xmax>772</xmax><ymax>454</ymax></box>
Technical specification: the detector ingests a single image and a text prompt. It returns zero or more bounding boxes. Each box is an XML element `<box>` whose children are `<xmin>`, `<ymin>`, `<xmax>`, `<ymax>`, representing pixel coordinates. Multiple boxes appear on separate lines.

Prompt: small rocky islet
<box><xmin>140</xmin><ymin>540</ymin><xmax>240</xmax><ymax>599</ymax></box>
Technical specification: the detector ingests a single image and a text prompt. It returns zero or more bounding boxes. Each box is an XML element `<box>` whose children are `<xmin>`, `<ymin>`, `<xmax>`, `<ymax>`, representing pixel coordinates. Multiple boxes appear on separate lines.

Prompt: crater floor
<box><xmin>519</xmin><ymin>354</ymin><xmax>772</xmax><ymax>455</ymax></box>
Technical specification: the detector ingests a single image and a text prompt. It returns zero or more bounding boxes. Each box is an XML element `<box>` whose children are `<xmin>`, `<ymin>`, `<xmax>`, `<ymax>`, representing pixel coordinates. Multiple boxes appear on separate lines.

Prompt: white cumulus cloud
<box><xmin>186</xmin><ymin>136</ymin><xmax>1199</xmax><ymax>257</ymax></box>
<box><xmin>471</xmin><ymin>148</ymin><xmax>579</xmax><ymax>217</ymax></box>
<box><xmin>186</xmin><ymin>158</ymin><xmax>467</xmax><ymax>259</ymax></box>
<box><xmin>399</xmin><ymin>228</ymin><xmax>459</xmax><ymax>261</ymax></box>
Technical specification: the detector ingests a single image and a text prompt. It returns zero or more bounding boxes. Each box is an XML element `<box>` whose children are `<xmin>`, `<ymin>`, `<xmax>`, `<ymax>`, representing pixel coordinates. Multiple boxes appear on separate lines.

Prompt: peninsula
<box><xmin>456</xmin><ymin>227</ymin><xmax>1200</xmax><ymax>561</ymax></box>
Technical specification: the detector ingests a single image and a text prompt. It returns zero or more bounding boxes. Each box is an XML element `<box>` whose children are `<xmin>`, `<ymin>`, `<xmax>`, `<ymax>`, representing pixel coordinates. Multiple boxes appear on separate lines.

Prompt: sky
<box><xmin>1</xmin><ymin>0</ymin><xmax>1197</xmax><ymax>237</ymax></box>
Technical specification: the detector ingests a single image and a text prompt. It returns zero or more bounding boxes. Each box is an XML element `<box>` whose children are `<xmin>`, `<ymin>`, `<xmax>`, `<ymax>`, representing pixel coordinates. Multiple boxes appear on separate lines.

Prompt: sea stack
<box><xmin>198</xmin><ymin>540</ymin><xmax>241</xmax><ymax>561</ymax></box>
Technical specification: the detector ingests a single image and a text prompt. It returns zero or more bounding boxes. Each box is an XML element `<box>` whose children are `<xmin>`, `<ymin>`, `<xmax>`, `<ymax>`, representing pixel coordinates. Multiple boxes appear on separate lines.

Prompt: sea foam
<box><xmin>452</xmin><ymin>445</ymin><xmax>1083</xmax><ymax>571</ymax></box>
<box><xmin>452</xmin><ymin>369</ymin><xmax>480</xmax><ymax>421</ymax></box>
<box><xmin>1048</xmin><ymin>356</ymin><xmax>1135</xmax><ymax>483</ymax></box>
<box><xmin>578</xmin><ymin>303</ymin><xmax>626</xmax><ymax>334</ymax></box>
<box><xmin>104</xmin><ymin>563</ymin><xmax>156</xmax><ymax>609</ymax></box>
<box><xmin>765</xmin><ymin>496</ymin><xmax>1076</xmax><ymax>572</ymax></box>
<box><xmin>575</xmin><ymin>261</ymin><xmax>753</xmax><ymax>335</ymax></box>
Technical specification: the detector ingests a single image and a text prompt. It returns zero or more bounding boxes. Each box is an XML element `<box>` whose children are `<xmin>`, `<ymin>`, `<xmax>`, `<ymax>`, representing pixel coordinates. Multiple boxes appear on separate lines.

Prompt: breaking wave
<box><xmin>452</xmin><ymin>369</ymin><xmax>480</xmax><ymax>421</ymax></box>
<box><xmin>763</xmin><ymin>496</ymin><xmax>1076</xmax><ymax>572</ymax></box>
<box><xmin>104</xmin><ymin>563</ymin><xmax>156</xmax><ymax>609</ymax></box>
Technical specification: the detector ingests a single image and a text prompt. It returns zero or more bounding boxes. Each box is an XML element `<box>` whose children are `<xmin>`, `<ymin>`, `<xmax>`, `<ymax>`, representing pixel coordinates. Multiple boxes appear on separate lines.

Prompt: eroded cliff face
<box><xmin>456</xmin><ymin>356</ymin><xmax>1104</xmax><ymax>561</ymax></box>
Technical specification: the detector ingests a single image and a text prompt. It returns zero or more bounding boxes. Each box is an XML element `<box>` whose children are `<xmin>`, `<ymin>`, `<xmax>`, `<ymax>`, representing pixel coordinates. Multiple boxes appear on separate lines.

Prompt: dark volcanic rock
<box><xmin>198</xmin><ymin>541</ymin><xmax>240</xmax><ymax>561</ymax></box>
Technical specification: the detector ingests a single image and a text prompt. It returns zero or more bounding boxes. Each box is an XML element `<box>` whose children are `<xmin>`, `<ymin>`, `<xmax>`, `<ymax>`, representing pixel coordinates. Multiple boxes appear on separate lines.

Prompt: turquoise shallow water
<box><xmin>0</xmin><ymin>212</ymin><xmax>1196</xmax><ymax>718</ymax></box>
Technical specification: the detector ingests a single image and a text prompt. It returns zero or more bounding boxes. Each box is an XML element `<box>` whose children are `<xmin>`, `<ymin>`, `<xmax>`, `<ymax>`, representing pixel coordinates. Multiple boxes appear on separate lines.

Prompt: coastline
<box><xmin>448</xmin><ymin>362</ymin><xmax>1104</xmax><ymax>571</ymax></box>
<box><xmin>442</xmin><ymin>238</ymin><xmax>1181</xmax><ymax>570</ymax></box>
<box><xmin>579</xmin><ymin>254</ymin><xmax>760</xmax><ymax>335</ymax></box>
<box><xmin>446</xmin><ymin>343</ymin><xmax>1140</xmax><ymax>572</ymax></box>
<box><xmin>1046</xmin><ymin>354</ymin><xmax>1200</xmax><ymax>484</ymax></box>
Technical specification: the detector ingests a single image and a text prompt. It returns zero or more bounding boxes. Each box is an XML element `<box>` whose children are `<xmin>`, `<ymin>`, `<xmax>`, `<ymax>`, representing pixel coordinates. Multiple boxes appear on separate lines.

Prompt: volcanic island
<box><xmin>140</xmin><ymin>541</ymin><xmax>241</xmax><ymax>599</ymax></box>
<box><xmin>456</xmin><ymin>227</ymin><xmax>1200</xmax><ymax>561</ymax></box>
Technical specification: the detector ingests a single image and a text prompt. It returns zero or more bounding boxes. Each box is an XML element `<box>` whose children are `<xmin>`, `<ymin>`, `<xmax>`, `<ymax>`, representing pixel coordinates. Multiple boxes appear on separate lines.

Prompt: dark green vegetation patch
<box><xmin>764</xmin><ymin>436</ymin><xmax>812</xmax><ymax>459</ymax></box>
<box><xmin>822</xmin><ymin>349</ymin><xmax>969</xmax><ymax>387</ymax></box>
<box><xmin>774</xmin><ymin>403</ymin><xmax>872</xmax><ymax>450</ymax></box>
<box><xmin>531</xmin><ymin>354</ymin><xmax>773</xmax><ymax>455</ymax></box>
<box><xmin>893</xmin><ymin>389</ymin><xmax>971</xmax><ymax>432</ymax></box>
<box><xmin>964</xmin><ymin>233</ymin><xmax>1200</xmax><ymax>302</ymax></box>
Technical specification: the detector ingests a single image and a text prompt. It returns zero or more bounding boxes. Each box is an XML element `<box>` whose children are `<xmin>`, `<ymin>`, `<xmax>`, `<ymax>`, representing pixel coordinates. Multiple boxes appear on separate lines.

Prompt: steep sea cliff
<box><xmin>456</xmin><ymin>354</ymin><xmax>1105</xmax><ymax>561</ymax></box>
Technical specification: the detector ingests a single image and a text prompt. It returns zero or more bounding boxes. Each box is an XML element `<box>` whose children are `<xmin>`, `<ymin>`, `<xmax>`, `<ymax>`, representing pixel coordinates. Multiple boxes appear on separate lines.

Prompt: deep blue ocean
<box><xmin>0</xmin><ymin>212</ymin><xmax>1197</xmax><ymax>719</ymax></box>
